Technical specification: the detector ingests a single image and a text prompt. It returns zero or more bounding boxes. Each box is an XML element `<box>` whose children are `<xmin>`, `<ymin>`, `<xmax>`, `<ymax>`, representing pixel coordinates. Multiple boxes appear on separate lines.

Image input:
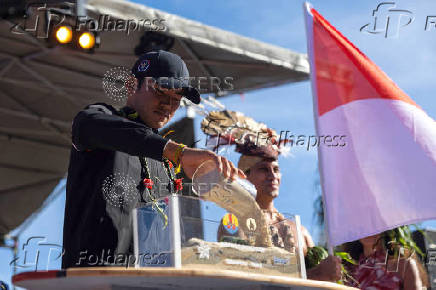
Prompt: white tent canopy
<box><xmin>0</xmin><ymin>0</ymin><xmax>309</xmax><ymax>237</ymax></box>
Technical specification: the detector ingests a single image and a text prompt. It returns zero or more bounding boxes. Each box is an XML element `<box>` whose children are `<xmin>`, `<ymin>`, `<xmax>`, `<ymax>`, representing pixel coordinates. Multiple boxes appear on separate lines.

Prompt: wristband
<box><xmin>174</xmin><ymin>144</ymin><xmax>186</xmax><ymax>166</ymax></box>
<box><xmin>174</xmin><ymin>144</ymin><xmax>186</xmax><ymax>174</ymax></box>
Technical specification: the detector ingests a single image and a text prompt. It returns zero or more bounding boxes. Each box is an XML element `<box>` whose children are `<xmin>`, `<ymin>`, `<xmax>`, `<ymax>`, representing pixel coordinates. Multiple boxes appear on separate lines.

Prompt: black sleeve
<box><xmin>72</xmin><ymin>103</ymin><xmax>168</xmax><ymax>161</ymax></box>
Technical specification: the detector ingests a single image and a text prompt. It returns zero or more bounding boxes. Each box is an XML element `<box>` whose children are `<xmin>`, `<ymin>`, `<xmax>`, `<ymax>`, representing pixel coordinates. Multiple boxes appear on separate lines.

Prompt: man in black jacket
<box><xmin>62</xmin><ymin>50</ymin><xmax>245</xmax><ymax>269</ymax></box>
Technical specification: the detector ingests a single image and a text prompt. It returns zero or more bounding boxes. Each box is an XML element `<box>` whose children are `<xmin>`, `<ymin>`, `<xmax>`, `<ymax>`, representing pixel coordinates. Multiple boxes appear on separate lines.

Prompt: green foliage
<box><xmin>305</xmin><ymin>246</ymin><xmax>328</xmax><ymax>269</ymax></box>
<box><xmin>306</xmin><ymin>246</ymin><xmax>358</xmax><ymax>285</ymax></box>
<box><xmin>305</xmin><ymin>247</ymin><xmax>358</xmax><ymax>270</ymax></box>
<box><xmin>384</xmin><ymin>225</ymin><xmax>424</xmax><ymax>257</ymax></box>
<box><xmin>334</xmin><ymin>251</ymin><xmax>357</xmax><ymax>265</ymax></box>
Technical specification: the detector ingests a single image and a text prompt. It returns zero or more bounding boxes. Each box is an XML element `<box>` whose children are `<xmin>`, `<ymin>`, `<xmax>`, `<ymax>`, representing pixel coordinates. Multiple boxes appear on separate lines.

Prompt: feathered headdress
<box><xmin>201</xmin><ymin>110</ymin><xmax>289</xmax><ymax>171</ymax></box>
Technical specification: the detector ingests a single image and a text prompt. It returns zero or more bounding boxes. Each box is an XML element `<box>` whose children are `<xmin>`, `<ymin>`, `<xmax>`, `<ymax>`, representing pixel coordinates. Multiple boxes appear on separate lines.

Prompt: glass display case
<box><xmin>133</xmin><ymin>161</ymin><xmax>306</xmax><ymax>278</ymax></box>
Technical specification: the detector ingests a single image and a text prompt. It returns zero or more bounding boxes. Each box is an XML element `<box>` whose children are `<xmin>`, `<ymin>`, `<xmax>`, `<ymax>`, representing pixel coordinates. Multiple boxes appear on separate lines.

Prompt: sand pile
<box><xmin>181</xmin><ymin>238</ymin><xmax>300</xmax><ymax>277</ymax></box>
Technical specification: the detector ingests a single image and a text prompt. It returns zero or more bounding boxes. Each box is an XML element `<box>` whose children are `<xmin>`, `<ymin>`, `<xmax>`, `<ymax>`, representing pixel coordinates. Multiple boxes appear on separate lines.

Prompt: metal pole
<box><xmin>12</xmin><ymin>236</ymin><xmax>18</xmax><ymax>290</ymax></box>
<box><xmin>76</xmin><ymin>0</ymin><xmax>87</xmax><ymax>18</ymax></box>
<box><xmin>303</xmin><ymin>2</ymin><xmax>334</xmax><ymax>255</ymax></box>
<box><xmin>169</xmin><ymin>194</ymin><xmax>181</xmax><ymax>268</ymax></box>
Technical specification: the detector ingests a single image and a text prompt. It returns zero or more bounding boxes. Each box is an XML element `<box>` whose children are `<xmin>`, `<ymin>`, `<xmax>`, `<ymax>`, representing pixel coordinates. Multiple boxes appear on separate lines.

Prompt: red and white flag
<box><xmin>304</xmin><ymin>3</ymin><xmax>436</xmax><ymax>246</ymax></box>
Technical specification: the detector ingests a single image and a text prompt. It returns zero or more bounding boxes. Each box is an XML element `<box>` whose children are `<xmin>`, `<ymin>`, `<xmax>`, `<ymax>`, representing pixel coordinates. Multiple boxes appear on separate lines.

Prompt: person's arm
<box><xmin>301</xmin><ymin>226</ymin><xmax>315</xmax><ymax>256</ymax></box>
<box><xmin>306</xmin><ymin>255</ymin><xmax>342</xmax><ymax>281</ymax></box>
<box><xmin>164</xmin><ymin>142</ymin><xmax>246</xmax><ymax>180</ymax></box>
<box><xmin>402</xmin><ymin>258</ymin><xmax>422</xmax><ymax>290</ymax></box>
<box><xmin>73</xmin><ymin>104</ymin><xmax>246</xmax><ymax>180</ymax></box>
<box><xmin>302</xmin><ymin>227</ymin><xmax>315</xmax><ymax>248</ymax></box>
<box><xmin>72</xmin><ymin>104</ymin><xmax>167</xmax><ymax>161</ymax></box>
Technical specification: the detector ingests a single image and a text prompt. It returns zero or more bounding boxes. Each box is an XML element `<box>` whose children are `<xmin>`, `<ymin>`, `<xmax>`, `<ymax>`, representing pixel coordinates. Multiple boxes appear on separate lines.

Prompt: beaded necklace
<box><xmin>118</xmin><ymin>106</ymin><xmax>183</xmax><ymax>227</ymax></box>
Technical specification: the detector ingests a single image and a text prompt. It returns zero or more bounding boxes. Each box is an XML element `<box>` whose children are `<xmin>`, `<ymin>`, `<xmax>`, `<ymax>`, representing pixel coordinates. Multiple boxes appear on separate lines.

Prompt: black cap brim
<box><xmin>157</xmin><ymin>78</ymin><xmax>200</xmax><ymax>104</ymax></box>
<box><xmin>181</xmin><ymin>86</ymin><xmax>201</xmax><ymax>104</ymax></box>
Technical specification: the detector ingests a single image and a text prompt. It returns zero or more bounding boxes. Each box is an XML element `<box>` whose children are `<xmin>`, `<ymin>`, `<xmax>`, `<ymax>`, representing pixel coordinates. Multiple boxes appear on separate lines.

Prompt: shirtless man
<box><xmin>217</xmin><ymin>148</ymin><xmax>342</xmax><ymax>282</ymax></box>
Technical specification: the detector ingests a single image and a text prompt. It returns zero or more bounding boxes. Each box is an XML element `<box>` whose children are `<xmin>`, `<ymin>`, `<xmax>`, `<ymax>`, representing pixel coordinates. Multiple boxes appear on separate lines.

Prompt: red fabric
<box><xmin>143</xmin><ymin>178</ymin><xmax>154</xmax><ymax>189</ymax></box>
<box><xmin>310</xmin><ymin>8</ymin><xmax>418</xmax><ymax>116</ymax></box>
<box><xmin>347</xmin><ymin>251</ymin><xmax>402</xmax><ymax>289</ymax></box>
<box><xmin>174</xmin><ymin>178</ymin><xmax>183</xmax><ymax>191</ymax></box>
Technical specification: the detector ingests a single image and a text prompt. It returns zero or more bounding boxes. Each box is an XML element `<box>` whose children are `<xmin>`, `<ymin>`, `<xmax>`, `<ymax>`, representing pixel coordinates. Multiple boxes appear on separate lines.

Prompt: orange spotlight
<box><xmin>55</xmin><ymin>26</ymin><xmax>72</xmax><ymax>44</ymax></box>
<box><xmin>78</xmin><ymin>32</ymin><xmax>95</xmax><ymax>49</ymax></box>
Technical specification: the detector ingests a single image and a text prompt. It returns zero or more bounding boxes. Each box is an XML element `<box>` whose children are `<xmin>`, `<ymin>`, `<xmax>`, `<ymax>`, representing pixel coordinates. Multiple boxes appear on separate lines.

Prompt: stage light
<box><xmin>55</xmin><ymin>26</ymin><xmax>72</xmax><ymax>44</ymax></box>
<box><xmin>78</xmin><ymin>32</ymin><xmax>95</xmax><ymax>49</ymax></box>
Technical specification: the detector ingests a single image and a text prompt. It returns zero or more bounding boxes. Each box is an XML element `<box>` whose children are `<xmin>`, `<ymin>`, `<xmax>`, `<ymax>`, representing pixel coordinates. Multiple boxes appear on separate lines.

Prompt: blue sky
<box><xmin>2</xmin><ymin>0</ymin><xmax>436</xmax><ymax>287</ymax></box>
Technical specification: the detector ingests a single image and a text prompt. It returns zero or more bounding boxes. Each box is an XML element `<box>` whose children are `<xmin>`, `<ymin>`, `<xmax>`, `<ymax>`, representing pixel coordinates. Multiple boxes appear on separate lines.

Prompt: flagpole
<box><xmin>303</xmin><ymin>2</ymin><xmax>334</xmax><ymax>255</ymax></box>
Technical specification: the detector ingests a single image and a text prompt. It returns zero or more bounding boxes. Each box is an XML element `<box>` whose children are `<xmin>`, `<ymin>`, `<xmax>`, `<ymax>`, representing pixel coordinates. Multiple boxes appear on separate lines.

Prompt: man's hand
<box><xmin>180</xmin><ymin>147</ymin><xmax>246</xmax><ymax>180</ymax></box>
<box><xmin>307</xmin><ymin>255</ymin><xmax>341</xmax><ymax>282</ymax></box>
<box><xmin>163</xmin><ymin>141</ymin><xmax>246</xmax><ymax>180</ymax></box>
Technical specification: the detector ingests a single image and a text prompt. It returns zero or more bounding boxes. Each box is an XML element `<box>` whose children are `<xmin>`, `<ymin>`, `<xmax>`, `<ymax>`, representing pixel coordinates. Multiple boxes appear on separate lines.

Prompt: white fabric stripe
<box><xmin>319</xmin><ymin>99</ymin><xmax>436</xmax><ymax>246</ymax></box>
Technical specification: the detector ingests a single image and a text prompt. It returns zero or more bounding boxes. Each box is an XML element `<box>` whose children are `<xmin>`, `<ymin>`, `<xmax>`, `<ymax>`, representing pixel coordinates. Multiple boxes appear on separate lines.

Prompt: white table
<box><xmin>13</xmin><ymin>267</ymin><xmax>357</xmax><ymax>290</ymax></box>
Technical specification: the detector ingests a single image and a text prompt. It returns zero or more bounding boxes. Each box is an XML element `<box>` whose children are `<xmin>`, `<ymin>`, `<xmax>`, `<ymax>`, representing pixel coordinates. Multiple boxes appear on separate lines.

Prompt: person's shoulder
<box><xmin>82</xmin><ymin>102</ymin><xmax>118</xmax><ymax>115</ymax></box>
<box><xmin>300</xmin><ymin>225</ymin><xmax>311</xmax><ymax>237</ymax></box>
<box><xmin>300</xmin><ymin>225</ymin><xmax>315</xmax><ymax>247</ymax></box>
<box><xmin>399</xmin><ymin>255</ymin><xmax>418</xmax><ymax>270</ymax></box>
